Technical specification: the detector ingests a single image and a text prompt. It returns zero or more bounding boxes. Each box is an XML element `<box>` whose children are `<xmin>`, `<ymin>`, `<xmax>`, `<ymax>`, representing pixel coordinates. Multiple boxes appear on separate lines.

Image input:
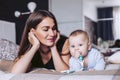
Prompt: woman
<box><xmin>11</xmin><ymin>10</ymin><xmax>70</xmax><ymax>73</ymax></box>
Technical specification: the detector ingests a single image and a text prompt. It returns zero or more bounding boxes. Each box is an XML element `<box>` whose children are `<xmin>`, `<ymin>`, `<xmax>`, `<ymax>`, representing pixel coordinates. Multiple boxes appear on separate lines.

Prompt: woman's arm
<box><xmin>11</xmin><ymin>32</ymin><xmax>40</xmax><ymax>73</ymax></box>
<box><xmin>10</xmin><ymin>46</ymin><xmax>38</xmax><ymax>73</ymax></box>
<box><xmin>51</xmin><ymin>46</ymin><xmax>70</xmax><ymax>72</ymax></box>
<box><xmin>51</xmin><ymin>35</ymin><xmax>70</xmax><ymax>72</ymax></box>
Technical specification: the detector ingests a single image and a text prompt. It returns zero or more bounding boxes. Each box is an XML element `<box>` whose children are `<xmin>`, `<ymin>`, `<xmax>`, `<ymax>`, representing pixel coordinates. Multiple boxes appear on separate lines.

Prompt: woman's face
<box><xmin>34</xmin><ymin>17</ymin><xmax>57</xmax><ymax>46</ymax></box>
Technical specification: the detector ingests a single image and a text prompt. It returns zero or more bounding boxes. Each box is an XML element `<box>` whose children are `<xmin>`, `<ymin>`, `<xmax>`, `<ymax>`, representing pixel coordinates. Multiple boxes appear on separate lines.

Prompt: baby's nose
<box><xmin>75</xmin><ymin>46</ymin><xmax>79</xmax><ymax>50</ymax></box>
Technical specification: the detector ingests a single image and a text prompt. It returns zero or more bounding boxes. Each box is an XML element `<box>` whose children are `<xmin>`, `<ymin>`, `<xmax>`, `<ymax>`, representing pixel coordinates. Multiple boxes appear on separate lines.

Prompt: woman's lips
<box><xmin>48</xmin><ymin>38</ymin><xmax>54</xmax><ymax>42</ymax></box>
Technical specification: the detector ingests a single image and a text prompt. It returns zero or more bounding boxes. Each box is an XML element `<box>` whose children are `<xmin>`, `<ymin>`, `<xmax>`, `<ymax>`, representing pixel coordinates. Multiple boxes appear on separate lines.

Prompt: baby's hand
<box><xmin>74</xmin><ymin>51</ymin><xmax>81</xmax><ymax>59</ymax></box>
<box><xmin>88</xmin><ymin>68</ymin><xmax>95</xmax><ymax>71</ymax></box>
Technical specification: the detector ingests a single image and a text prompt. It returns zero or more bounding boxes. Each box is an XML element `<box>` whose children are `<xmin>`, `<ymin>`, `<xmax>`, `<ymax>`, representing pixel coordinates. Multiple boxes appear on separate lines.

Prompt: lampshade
<box><xmin>14</xmin><ymin>11</ymin><xmax>21</xmax><ymax>17</ymax></box>
<box><xmin>27</xmin><ymin>2</ymin><xmax>37</xmax><ymax>13</ymax></box>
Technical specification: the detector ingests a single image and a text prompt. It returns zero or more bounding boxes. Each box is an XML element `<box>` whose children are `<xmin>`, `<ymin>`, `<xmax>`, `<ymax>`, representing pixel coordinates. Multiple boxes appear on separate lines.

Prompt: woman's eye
<box><xmin>52</xmin><ymin>26</ymin><xmax>56</xmax><ymax>30</ymax></box>
<box><xmin>43</xmin><ymin>28</ymin><xmax>48</xmax><ymax>31</ymax></box>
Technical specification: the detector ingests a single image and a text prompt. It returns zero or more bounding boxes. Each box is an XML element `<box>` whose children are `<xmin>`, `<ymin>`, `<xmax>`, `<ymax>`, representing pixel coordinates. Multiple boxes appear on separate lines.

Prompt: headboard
<box><xmin>0</xmin><ymin>20</ymin><xmax>16</xmax><ymax>43</ymax></box>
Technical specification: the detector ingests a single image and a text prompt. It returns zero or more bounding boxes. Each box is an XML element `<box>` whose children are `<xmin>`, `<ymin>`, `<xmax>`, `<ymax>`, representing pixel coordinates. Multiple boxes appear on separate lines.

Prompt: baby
<box><xmin>68</xmin><ymin>30</ymin><xmax>105</xmax><ymax>72</ymax></box>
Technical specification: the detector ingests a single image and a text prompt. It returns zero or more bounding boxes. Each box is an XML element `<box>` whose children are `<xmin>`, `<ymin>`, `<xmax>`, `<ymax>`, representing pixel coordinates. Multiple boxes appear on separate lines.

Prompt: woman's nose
<box><xmin>49</xmin><ymin>29</ymin><xmax>54</xmax><ymax>36</ymax></box>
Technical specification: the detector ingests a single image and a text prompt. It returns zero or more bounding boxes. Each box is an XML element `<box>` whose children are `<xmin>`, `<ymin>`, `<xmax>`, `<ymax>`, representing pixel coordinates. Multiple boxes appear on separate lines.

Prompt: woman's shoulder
<box><xmin>57</xmin><ymin>34</ymin><xmax>68</xmax><ymax>53</ymax></box>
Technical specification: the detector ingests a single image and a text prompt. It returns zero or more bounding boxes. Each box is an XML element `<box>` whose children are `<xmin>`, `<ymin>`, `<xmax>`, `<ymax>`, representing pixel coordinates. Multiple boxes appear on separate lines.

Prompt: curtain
<box><xmin>113</xmin><ymin>6</ymin><xmax>120</xmax><ymax>40</ymax></box>
<box><xmin>97</xmin><ymin>20</ymin><xmax>113</xmax><ymax>41</ymax></box>
<box><xmin>96</xmin><ymin>7</ymin><xmax>114</xmax><ymax>41</ymax></box>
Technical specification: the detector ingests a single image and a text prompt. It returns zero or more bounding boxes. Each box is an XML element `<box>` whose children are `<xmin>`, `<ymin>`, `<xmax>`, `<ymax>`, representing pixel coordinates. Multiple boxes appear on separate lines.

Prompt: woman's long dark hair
<box><xmin>17</xmin><ymin>10</ymin><xmax>58</xmax><ymax>57</ymax></box>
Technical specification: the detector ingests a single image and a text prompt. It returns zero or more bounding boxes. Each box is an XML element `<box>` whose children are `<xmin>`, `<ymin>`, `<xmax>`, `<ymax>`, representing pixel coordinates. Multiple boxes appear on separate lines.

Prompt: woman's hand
<box><xmin>28</xmin><ymin>31</ymin><xmax>40</xmax><ymax>49</ymax></box>
<box><xmin>51</xmin><ymin>31</ymin><xmax>60</xmax><ymax>47</ymax></box>
<box><xmin>55</xmin><ymin>31</ymin><xmax>60</xmax><ymax>44</ymax></box>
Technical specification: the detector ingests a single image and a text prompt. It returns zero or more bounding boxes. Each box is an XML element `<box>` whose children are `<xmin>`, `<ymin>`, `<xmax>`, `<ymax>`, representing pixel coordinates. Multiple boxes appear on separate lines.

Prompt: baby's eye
<box><xmin>70</xmin><ymin>45</ymin><xmax>75</xmax><ymax>48</ymax></box>
<box><xmin>79</xmin><ymin>44</ymin><xmax>82</xmax><ymax>46</ymax></box>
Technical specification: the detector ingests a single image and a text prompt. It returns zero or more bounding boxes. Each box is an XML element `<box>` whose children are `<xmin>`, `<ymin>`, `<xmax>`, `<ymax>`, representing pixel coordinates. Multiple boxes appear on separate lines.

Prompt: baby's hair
<box><xmin>69</xmin><ymin>29</ymin><xmax>89</xmax><ymax>41</ymax></box>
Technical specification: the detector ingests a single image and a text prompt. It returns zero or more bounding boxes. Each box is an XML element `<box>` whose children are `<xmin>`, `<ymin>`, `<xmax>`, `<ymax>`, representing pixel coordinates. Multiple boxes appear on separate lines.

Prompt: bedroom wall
<box><xmin>1</xmin><ymin>0</ymin><xmax>120</xmax><ymax>44</ymax></box>
<box><xmin>83</xmin><ymin>0</ymin><xmax>97</xmax><ymax>22</ymax></box>
<box><xmin>49</xmin><ymin>0</ymin><xmax>84</xmax><ymax>37</ymax></box>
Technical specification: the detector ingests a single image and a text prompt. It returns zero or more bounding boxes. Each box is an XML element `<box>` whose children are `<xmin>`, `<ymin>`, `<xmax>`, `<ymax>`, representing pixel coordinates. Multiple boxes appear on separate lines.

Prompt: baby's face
<box><xmin>69</xmin><ymin>34</ymin><xmax>91</xmax><ymax>59</ymax></box>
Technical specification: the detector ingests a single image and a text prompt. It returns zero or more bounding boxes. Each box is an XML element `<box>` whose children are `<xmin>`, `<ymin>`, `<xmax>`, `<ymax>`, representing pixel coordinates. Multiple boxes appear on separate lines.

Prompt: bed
<box><xmin>0</xmin><ymin>38</ymin><xmax>120</xmax><ymax>80</ymax></box>
<box><xmin>0</xmin><ymin>20</ymin><xmax>120</xmax><ymax>80</ymax></box>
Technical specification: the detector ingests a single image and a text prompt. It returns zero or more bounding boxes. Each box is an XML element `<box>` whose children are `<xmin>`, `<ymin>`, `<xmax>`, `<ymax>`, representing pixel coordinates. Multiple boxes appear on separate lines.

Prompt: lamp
<box><xmin>28</xmin><ymin>2</ymin><xmax>36</xmax><ymax>13</ymax></box>
<box><xmin>14</xmin><ymin>2</ymin><xmax>37</xmax><ymax>17</ymax></box>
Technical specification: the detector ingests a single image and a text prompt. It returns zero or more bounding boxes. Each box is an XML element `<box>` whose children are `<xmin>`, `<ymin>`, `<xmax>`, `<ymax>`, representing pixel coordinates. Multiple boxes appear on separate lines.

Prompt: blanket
<box><xmin>4</xmin><ymin>69</ymin><xmax>120</xmax><ymax>80</ymax></box>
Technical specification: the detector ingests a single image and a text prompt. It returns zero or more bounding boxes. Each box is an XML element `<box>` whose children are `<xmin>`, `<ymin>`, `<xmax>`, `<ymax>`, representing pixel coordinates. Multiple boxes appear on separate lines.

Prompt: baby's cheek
<box><xmin>71</xmin><ymin>52</ymin><xmax>75</xmax><ymax>56</ymax></box>
<box><xmin>83</xmin><ymin>52</ymin><xmax>88</xmax><ymax>57</ymax></box>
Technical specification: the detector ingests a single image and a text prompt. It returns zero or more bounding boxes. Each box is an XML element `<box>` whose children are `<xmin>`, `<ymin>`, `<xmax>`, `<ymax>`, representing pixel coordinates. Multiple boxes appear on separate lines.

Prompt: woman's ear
<box><xmin>30</xmin><ymin>28</ymin><xmax>36</xmax><ymax>33</ymax></box>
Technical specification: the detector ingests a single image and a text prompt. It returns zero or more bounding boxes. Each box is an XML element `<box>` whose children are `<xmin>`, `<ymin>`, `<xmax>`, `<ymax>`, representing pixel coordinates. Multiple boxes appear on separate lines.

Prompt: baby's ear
<box><xmin>88</xmin><ymin>42</ymin><xmax>91</xmax><ymax>50</ymax></box>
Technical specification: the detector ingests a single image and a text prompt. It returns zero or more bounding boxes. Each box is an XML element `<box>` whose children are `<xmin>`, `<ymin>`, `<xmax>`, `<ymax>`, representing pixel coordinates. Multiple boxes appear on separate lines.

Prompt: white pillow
<box><xmin>107</xmin><ymin>51</ymin><xmax>120</xmax><ymax>64</ymax></box>
<box><xmin>0</xmin><ymin>39</ymin><xmax>19</xmax><ymax>60</ymax></box>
